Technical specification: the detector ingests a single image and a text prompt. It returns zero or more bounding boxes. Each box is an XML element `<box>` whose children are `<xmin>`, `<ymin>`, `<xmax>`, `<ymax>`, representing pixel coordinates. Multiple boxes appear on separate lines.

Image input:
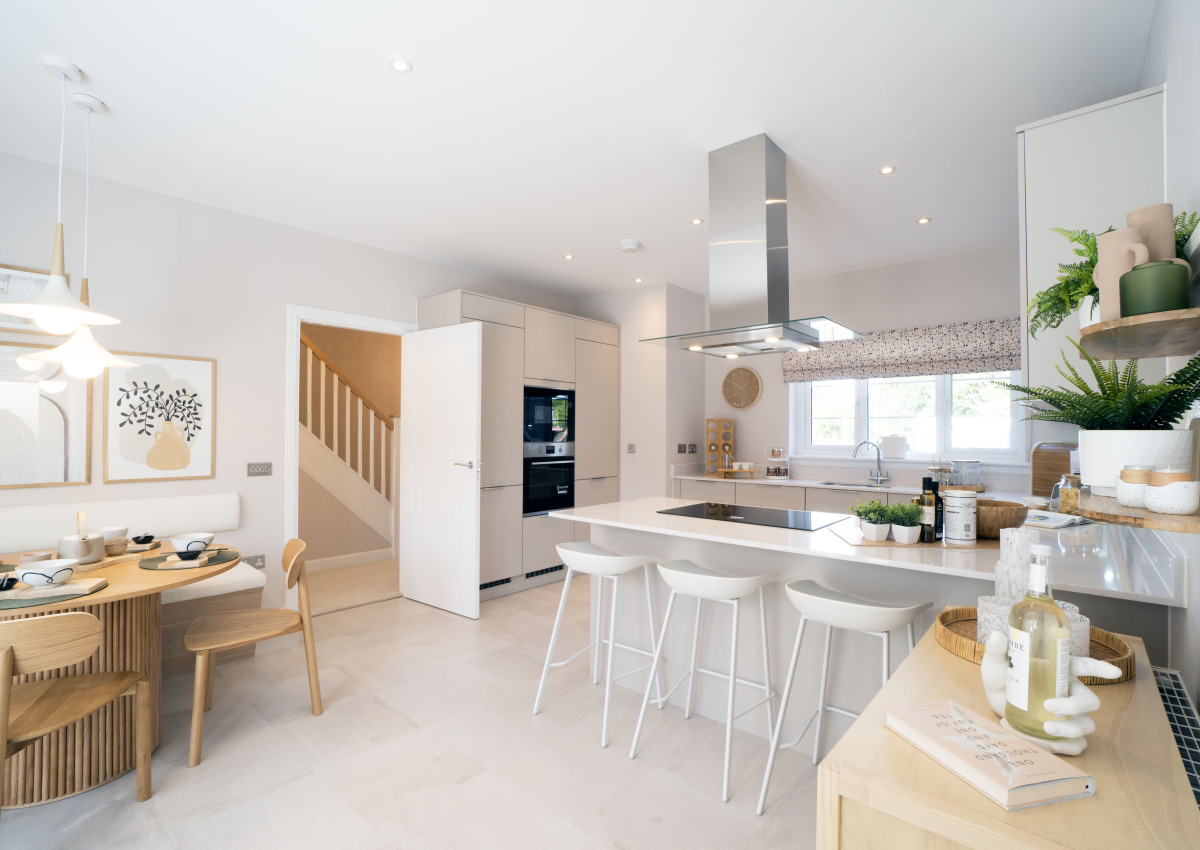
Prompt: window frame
<box><xmin>792</xmin><ymin>370</ymin><xmax>1024</xmax><ymax>461</ymax></box>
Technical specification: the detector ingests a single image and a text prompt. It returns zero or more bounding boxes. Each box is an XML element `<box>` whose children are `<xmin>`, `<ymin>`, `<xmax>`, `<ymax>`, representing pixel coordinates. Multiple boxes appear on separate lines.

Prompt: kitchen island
<box><xmin>550</xmin><ymin>497</ymin><xmax>1190</xmax><ymax>744</ymax></box>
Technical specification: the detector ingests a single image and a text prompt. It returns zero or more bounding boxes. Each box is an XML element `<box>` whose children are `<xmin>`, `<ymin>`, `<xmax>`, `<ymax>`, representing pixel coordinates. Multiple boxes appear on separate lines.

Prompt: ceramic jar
<box><xmin>1120</xmin><ymin>261</ymin><xmax>1190</xmax><ymax>317</ymax></box>
<box><xmin>1095</xmin><ymin>228</ymin><xmax>1149</xmax><ymax>322</ymax></box>
<box><xmin>1144</xmin><ymin>480</ymin><xmax>1200</xmax><ymax>515</ymax></box>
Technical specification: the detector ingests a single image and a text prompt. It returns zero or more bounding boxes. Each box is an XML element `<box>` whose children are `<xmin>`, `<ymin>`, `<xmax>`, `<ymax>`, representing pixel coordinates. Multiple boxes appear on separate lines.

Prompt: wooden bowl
<box><xmin>976</xmin><ymin>499</ymin><xmax>1028</xmax><ymax>539</ymax></box>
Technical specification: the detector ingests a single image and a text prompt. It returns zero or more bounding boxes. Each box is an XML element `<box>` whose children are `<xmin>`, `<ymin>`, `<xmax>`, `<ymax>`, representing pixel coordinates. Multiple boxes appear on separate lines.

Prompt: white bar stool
<box><xmin>533</xmin><ymin>542</ymin><xmax>666</xmax><ymax>747</ymax></box>
<box><xmin>629</xmin><ymin>559</ymin><xmax>777</xmax><ymax>802</ymax></box>
<box><xmin>757</xmin><ymin>579</ymin><xmax>931</xmax><ymax>814</ymax></box>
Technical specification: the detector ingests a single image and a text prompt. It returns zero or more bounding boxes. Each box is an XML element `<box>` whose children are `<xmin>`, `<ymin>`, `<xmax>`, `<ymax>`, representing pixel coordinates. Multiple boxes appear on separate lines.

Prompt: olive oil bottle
<box><xmin>1005</xmin><ymin>544</ymin><xmax>1071</xmax><ymax>740</ymax></box>
<box><xmin>918</xmin><ymin>477</ymin><xmax>937</xmax><ymax>542</ymax></box>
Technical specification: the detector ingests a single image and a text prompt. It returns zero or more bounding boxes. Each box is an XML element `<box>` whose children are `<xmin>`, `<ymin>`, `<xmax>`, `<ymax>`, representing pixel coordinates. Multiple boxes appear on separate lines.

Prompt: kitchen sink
<box><xmin>817</xmin><ymin>481</ymin><xmax>888</xmax><ymax>489</ymax></box>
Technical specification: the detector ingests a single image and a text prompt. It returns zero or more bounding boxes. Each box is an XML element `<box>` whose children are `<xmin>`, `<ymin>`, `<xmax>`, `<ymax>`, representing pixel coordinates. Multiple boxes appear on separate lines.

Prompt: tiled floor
<box><xmin>307</xmin><ymin>558</ymin><xmax>402</xmax><ymax>615</ymax></box>
<box><xmin>0</xmin><ymin>580</ymin><xmax>820</xmax><ymax>849</ymax></box>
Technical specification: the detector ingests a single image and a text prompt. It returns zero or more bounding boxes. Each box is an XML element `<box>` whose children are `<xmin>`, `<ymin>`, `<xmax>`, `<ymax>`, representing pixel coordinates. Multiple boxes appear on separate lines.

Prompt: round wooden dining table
<box><xmin>0</xmin><ymin>548</ymin><xmax>240</xmax><ymax>807</ymax></box>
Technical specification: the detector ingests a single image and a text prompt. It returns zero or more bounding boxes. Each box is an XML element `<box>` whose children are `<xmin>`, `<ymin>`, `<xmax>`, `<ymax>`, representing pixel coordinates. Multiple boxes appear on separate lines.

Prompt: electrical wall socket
<box><xmin>677</xmin><ymin>443</ymin><xmax>686</xmax><ymax>454</ymax></box>
<box><xmin>627</xmin><ymin>443</ymin><xmax>636</xmax><ymax>453</ymax></box>
<box><xmin>247</xmin><ymin>462</ymin><xmax>273</xmax><ymax>477</ymax></box>
<box><xmin>688</xmin><ymin>444</ymin><xmax>697</xmax><ymax>453</ymax></box>
<box><xmin>244</xmin><ymin>554</ymin><xmax>266</xmax><ymax>568</ymax></box>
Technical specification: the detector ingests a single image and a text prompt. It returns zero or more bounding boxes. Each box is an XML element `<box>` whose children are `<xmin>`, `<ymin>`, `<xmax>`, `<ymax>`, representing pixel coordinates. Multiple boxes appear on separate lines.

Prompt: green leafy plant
<box><xmin>885</xmin><ymin>502</ymin><xmax>923</xmax><ymax>528</ymax></box>
<box><xmin>1027</xmin><ymin>227</ymin><xmax>1109</xmax><ymax>338</ymax></box>
<box><xmin>851</xmin><ymin>498</ymin><xmax>889</xmax><ymax>524</ymax></box>
<box><xmin>996</xmin><ymin>338</ymin><xmax>1200</xmax><ymax>430</ymax></box>
<box><xmin>1176</xmin><ymin>210</ymin><xmax>1199</xmax><ymax>257</ymax></box>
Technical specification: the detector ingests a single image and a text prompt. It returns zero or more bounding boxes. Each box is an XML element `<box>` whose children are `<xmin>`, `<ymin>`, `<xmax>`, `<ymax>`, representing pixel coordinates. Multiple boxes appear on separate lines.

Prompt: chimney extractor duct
<box><xmin>643</xmin><ymin>134</ymin><xmax>856</xmax><ymax>356</ymax></box>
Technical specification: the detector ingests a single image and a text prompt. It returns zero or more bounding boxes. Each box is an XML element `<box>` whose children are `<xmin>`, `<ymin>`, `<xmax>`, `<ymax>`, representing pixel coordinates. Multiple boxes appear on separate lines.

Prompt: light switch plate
<box><xmin>677</xmin><ymin>443</ymin><xmax>687</xmax><ymax>454</ymax></box>
<box><xmin>247</xmin><ymin>462</ymin><xmax>273</xmax><ymax>477</ymax></box>
<box><xmin>627</xmin><ymin>443</ymin><xmax>636</xmax><ymax>454</ymax></box>
<box><xmin>244</xmin><ymin>554</ymin><xmax>266</xmax><ymax>568</ymax></box>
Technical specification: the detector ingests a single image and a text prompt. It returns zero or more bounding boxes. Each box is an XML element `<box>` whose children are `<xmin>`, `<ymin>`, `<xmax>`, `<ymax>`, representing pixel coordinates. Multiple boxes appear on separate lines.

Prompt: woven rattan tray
<box><xmin>934</xmin><ymin>605</ymin><xmax>1134</xmax><ymax>685</ymax></box>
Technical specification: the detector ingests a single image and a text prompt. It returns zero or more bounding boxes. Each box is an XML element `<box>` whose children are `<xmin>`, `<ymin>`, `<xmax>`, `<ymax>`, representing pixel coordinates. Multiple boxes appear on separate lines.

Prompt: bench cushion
<box><xmin>162</xmin><ymin>561</ymin><xmax>266</xmax><ymax>605</ymax></box>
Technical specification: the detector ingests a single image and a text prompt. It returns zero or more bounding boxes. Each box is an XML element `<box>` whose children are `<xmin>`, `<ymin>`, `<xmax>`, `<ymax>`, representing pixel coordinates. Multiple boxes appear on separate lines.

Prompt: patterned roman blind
<box><xmin>781</xmin><ymin>317</ymin><xmax>1021</xmax><ymax>383</ymax></box>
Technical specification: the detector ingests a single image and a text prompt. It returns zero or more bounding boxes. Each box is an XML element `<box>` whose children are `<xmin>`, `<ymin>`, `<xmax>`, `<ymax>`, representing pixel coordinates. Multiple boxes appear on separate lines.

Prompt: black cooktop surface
<box><xmin>657</xmin><ymin>502</ymin><xmax>846</xmax><ymax>532</ymax></box>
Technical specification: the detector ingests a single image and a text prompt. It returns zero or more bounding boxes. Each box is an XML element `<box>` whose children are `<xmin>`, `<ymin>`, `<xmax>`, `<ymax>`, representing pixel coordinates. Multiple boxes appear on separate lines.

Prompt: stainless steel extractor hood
<box><xmin>644</xmin><ymin>134</ymin><xmax>856</xmax><ymax>356</ymax></box>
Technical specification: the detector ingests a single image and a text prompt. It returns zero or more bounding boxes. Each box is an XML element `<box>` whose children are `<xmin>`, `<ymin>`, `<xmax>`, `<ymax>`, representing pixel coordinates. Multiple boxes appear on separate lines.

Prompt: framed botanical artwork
<box><xmin>0</xmin><ymin>264</ymin><xmax>65</xmax><ymax>334</ymax></box>
<box><xmin>104</xmin><ymin>353</ymin><xmax>216</xmax><ymax>483</ymax></box>
<box><xmin>0</xmin><ymin>340</ymin><xmax>92</xmax><ymax>488</ymax></box>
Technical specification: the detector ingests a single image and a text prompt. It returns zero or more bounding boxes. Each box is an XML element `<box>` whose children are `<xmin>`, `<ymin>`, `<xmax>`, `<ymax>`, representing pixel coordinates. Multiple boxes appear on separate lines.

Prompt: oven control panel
<box><xmin>524</xmin><ymin>441</ymin><xmax>576</xmax><ymax>458</ymax></box>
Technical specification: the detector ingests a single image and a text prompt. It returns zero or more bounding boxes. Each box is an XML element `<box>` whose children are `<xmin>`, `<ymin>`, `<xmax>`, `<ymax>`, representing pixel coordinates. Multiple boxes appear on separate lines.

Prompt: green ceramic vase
<box><xmin>1119</xmin><ymin>261</ymin><xmax>1189</xmax><ymax>317</ymax></box>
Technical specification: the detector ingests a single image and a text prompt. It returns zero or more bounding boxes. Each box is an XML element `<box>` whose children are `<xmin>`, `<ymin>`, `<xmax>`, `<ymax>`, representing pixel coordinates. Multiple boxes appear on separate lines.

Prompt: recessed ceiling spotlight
<box><xmin>765</xmin><ymin>337</ymin><xmax>780</xmax><ymax>344</ymax></box>
<box><xmin>725</xmin><ymin>353</ymin><xmax>738</xmax><ymax>359</ymax></box>
<box><xmin>917</xmin><ymin>217</ymin><xmax>931</xmax><ymax>225</ymax></box>
<box><xmin>880</xmin><ymin>165</ymin><xmax>895</xmax><ymax>174</ymax></box>
<box><xmin>562</xmin><ymin>254</ymin><xmax>574</xmax><ymax>260</ymax></box>
<box><xmin>688</xmin><ymin>345</ymin><xmax>702</xmax><ymax>351</ymax></box>
<box><xmin>389</xmin><ymin>56</ymin><xmax>414</xmax><ymax>74</ymax></box>
<box><xmin>634</xmin><ymin>277</ymin><xmax>643</xmax><ymax>283</ymax></box>
<box><xmin>691</xmin><ymin>218</ymin><xmax>703</xmax><ymax>225</ymax></box>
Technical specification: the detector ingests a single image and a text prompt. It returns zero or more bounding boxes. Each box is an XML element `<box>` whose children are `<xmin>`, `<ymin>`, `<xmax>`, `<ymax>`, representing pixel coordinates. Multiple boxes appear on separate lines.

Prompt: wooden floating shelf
<box><xmin>1078</xmin><ymin>307</ymin><xmax>1200</xmax><ymax>360</ymax></box>
<box><xmin>1078</xmin><ymin>493</ymin><xmax>1200</xmax><ymax>534</ymax></box>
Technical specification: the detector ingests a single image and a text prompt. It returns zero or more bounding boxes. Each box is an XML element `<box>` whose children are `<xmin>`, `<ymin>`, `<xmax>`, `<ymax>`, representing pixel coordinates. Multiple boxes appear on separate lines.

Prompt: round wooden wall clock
<box><xmin>722</xmin><ymin>366</ymin><xmax>762</xmax><ymax>409</ymax></box>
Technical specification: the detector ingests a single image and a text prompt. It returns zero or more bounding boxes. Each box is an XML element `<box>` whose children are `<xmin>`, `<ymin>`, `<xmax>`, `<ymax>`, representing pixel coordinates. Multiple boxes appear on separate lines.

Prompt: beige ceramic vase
<box><xmin>1126</xmin><ymin>203</ymin><xmax>1177</xmax><ymax>261</ymax></box>
<box><xmin>146</xmin><ymin>421</ymin><xmax>191</xmax><ymax>470</ymax></box>
<box><xmin>1094</xmin><ymin>228</ymin><xmax>1149</xmax><ymax>321</ymax></box>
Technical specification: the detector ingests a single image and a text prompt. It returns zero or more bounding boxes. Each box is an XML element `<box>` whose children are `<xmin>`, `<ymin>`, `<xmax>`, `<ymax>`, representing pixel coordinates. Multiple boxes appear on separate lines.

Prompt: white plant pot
<box><xmin>1077</xmin><ymin>429</ymin><xmax>1194</xmax><ymax>496</ymax></box>
<box><xmin>1078</xmin><ymin>295</ymin><xmax>1101</xmax><ymax>331</ymax></box>
<box><xmin>860</xmin><ymin>520</ymin><xmax>891</xmax><ymax>542</ymax></box>
<box><xmin>891</xmin><ymin>524</ymin><xmax>921</xmax><ymax>544</ymax></box>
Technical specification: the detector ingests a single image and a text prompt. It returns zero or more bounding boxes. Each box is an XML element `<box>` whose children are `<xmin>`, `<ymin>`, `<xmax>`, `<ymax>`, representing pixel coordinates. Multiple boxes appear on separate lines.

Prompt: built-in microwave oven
<box><xmin>523</xmin><ymin>386</ymin><xmax>575</xmax><ymax>515</ymax></box>
<box><xmin>523</xmin><ymin>386</ymin><xmax>574</xmax><ymax>447</ymax></box>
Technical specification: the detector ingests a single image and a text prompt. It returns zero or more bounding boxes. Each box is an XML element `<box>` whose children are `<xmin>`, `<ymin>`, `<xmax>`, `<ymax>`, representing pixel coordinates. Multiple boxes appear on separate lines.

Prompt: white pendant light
<box><xmin>22</xmin><ymin>88</ymin><xmax>133</xmax><ymax>379</ymax></box>
<box><xmin>0</xmin><ymin>63</ymin><xmax>118</xmax><ymax>334</ymax></box>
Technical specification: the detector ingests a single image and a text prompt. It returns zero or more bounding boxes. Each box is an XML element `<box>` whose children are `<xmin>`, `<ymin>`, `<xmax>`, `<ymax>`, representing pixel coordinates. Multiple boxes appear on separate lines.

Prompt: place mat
<box><xmin>830</xmin><ymin>519</ymin><xmax>1000</xmax><ymax>550</ymax></box>
<box><xmin>934</xmin><ymin>605</ymin><xmax>1133</xmax><ymax>685</ymax></box>
<box><xmin>139</xmin><ymin>549</ymin><xmax>239</xmax><ymax>571</ymax></box>
<box><xmin>0</xmin><ymin>576</ymin><xmax>109</xmax><ymax>610</ymax></box>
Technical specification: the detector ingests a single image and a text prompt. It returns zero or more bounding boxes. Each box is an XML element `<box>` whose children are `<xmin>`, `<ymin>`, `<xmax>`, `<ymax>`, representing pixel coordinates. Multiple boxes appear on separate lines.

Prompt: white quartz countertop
<box><xmin>550</xmin><ymin>497</ymin><xmax>1188</xmax><ymax>608</ymax></box>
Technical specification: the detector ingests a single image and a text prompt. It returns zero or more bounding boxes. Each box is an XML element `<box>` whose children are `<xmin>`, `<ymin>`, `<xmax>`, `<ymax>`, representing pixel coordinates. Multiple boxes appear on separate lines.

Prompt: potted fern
<box><xmin>998</xmin><ymin>339</ymin><xmax>1200</xmax><ymax>494</ymax></box>
<box><xmin>852</xmin><ymin>498</ymin><xmax>891</xmax><ymax>542</ymax></box>
<box><xmin>886</xmin><ymin>502</ymin><xmax>923</xmax><ymax>544</ymax></box>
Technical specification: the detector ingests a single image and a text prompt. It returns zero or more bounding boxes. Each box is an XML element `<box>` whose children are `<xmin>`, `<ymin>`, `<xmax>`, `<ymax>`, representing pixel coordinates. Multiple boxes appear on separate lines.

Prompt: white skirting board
<box><xmin>306</xmin><ymin>547</ymin><xmax>395</xmax><ymax>572</ymax></box>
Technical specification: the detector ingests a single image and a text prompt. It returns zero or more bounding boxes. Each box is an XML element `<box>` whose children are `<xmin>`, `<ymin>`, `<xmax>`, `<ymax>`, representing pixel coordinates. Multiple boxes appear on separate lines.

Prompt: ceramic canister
<box><xmin>1094</xmin><ymin>228</ymin><xmax>1149</xmax><ymax>322</ymax></box>
<box><xmin>1120</xmin><ymin>261</ymin><xmax>1190</xmax><ymax>317</ymax></box>
<box><xmin>943</xmin><ymin>489</ymin><xmax>977</xmax><ymax>546</ymax></box>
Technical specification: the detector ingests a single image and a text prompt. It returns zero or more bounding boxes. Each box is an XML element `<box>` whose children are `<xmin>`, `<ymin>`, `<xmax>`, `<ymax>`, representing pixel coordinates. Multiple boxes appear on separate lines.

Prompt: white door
<box><xmin>399</xmin><ymin>322</ymin><xmax>482</xmax><ymax>619</ymax></box>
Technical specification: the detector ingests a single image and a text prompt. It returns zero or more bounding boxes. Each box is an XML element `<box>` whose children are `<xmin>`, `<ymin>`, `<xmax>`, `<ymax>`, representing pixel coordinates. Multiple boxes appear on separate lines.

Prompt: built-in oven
<box><xmin>523</xmin><ymin>386</ymin><xmax>575</xmax><ymax>515</ymax></box>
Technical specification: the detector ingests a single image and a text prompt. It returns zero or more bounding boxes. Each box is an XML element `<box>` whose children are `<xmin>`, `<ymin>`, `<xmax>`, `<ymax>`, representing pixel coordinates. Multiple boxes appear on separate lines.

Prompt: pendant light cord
<box><xmin>83</xmin><ymin>105</ymin><xmax>90</xmax><ymax>278</ymax></box>
<box><xmin>57</xmin><ymin>73</ymin><xmax>66</xmax><ymax>224</ymax></box>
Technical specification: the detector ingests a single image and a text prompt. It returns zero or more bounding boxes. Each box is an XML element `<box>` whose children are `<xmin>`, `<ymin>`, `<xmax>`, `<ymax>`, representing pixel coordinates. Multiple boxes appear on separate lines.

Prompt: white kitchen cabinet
<box><xmin>480</xmin><ymin>321</ymin><xmax>524</xmax><ymax>488</ymax></box>
<box><xmin>523</xmin><ymin>513</ymin><xmax>576</xmax><ymax>573</ymax></box>
<box><xmin>1018</xmin><ymin>88</ymin><xmax>1166</xmax><ymax>448</ymax></box>
<box><xmin>733</xmin><ymin>483</ymin><xmax>804</xmax><ymax>510</ymax></box>
<box><xmin>575</xmin><ymin>339</ymin><xmax>619</xmax><ymax>480</ymax></box>
<box><xmin>525</xmin><ymin>308</ymin><xmax>576</xmax><ymax>383</ymax></box>
<box><xmin>679</xmin><ymin>478</ymin><xmax>736</xmax><ymax>503</ymax></box>
<box><xmin>803</xmin><ymin>487</ymin><xmax>869</xmax><ymax>515</ymax></box>
<box><xmin>480</xmin><ymin>485</ymin><xmax>523</xmax><ymax>584</ymax></box>
<box><xmin>574</xmin><ymin>476</ymin><xmax>620</xmax><ymax>541</ymax></box>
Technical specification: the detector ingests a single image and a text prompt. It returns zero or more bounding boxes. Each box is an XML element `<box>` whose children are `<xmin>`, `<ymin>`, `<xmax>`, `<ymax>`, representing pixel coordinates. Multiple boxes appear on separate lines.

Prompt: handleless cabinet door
<box><xmin>573</xmin><ymin>476</ymin><xmax>620</xmax><ymax>542</ymax></box>
<box><xmin>480</xmin><ymin>321</ymin><xmax>524</xmax><ymax>488</ymax></box>
<box><xmin>575</xmin><ymin>340</ymin><xmax>619</xmax><ymax>480</ymax></box>
<box><xmin>523</xmin><ymin>514</ymin><xmax>575</xmax><ymax>574</ymax></box>
<box><xmin>679</xmin><ymin>478</ymin><xmax>736</xmax><ymax>503</ymax></box>
<box><xmin>524</xmin><ymin>308</ymin><xmax>576</xmax><ymax>383</ymax></box>
<box><xmin>733</xmin><ymin>483</ymin><xmax>804</xmax><ymax>510</ymax></box>
<box><xmin>480</xmin><ymin>484</ymin><xmax>523</xmax><ymax>584</ymax></box>
<box><xmin>803</xmin><ymin>487</ymin><xmax>874</xmax><ymax>514</ymax></box>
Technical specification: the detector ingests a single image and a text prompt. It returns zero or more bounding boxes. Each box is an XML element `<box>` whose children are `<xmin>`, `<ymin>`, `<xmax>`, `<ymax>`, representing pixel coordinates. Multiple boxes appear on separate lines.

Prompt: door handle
<box><xmin>453</xmin><ymin>461</ymin><xmax>475</xmax><ymax>469</ymax></box>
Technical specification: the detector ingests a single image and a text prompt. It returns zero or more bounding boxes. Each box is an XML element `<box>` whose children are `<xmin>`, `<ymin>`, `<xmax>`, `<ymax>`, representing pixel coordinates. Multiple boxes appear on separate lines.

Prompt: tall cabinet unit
<box><xmin>415</xmin><ymin>289</ymin><xmax>620</xmax><ymax>603</ymax></box>
<box><xmin>1018</xmin><ymin>87</ymin><xmax>1167</xmax><ymax>450</ymax></box>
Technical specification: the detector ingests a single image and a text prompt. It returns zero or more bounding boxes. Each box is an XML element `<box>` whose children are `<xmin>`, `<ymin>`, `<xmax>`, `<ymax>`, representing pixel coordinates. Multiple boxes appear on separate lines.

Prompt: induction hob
<box><xmin>657</xmin><ymin>502</ymin><xmax>846</xmax><ymax>532</ymax></box>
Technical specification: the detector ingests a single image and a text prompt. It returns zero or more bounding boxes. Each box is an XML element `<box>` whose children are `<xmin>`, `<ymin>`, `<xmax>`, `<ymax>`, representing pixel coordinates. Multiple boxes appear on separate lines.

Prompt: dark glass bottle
<box><xmin>931</xmin><ymin>480</ymin><xmax>944</xmax><ymax>541</ymax></box>
<box><xmin>919</xmin><ymin>477</ymin><xmax>937</xmax><ymax>543</ymax></box>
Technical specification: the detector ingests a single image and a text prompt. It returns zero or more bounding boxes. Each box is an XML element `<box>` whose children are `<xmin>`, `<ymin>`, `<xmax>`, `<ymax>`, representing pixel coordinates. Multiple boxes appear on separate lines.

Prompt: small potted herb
<box><xmin>852</xmin><ymin>498</ymin><xmax>890</xmax><ymax>542</ymax></box>
<box><xmin>885</xmin><ymin>502</ymin><xmax>923</xmax><ymax>544</ymax></box>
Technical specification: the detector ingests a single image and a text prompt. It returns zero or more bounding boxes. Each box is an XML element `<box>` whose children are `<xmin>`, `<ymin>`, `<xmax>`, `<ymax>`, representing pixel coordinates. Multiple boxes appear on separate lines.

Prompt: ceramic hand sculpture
<box><xmin>980</xmin><ymin>631</ymin><xmax>1121</xmax><ymax>755</ymax></box>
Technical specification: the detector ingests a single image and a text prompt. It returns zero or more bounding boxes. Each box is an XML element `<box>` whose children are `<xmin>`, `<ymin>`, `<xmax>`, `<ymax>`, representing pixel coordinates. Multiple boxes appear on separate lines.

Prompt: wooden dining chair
<box><xmin>183</xmin><ymin>538</ymin><xmax>322</xmax><ymax>766</ymax></box>
<box><xmin>0</xmin><ymin>612</ymin><xmax>151</xmax><ymax>816</ymax></box>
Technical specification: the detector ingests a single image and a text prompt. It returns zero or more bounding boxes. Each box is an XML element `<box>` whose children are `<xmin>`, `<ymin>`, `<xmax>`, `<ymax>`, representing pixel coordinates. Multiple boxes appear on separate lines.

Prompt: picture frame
<box><xmin>0</xmin><ymin>340</ymin><xmax>92</xmax><ymax>489</ymax></box>
<box><xmin>0</xmin><ymin>263</ymin><xmax>67</xmax><ymax>334</ymax></box>
<box><xmin>104</xmin><ymin>352</ymin><xmax>216</xmax><ymax>483</ymax></box>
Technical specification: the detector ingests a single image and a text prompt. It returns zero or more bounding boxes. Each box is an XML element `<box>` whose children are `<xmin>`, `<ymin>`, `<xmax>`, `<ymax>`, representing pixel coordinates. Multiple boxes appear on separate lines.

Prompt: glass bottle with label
<box><xmin>918</xmin><ymin>477</ymin><xmax>937</xmax><ymax>543</ymax></box>
<box><xmin>1005</xmin><ymin>543</ymin><xmax>1071</xmax><ymax>740</ymax></box>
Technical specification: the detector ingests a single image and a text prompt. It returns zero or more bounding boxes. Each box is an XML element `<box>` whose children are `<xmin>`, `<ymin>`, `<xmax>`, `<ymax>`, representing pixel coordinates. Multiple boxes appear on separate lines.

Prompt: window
<box><xmin>793</xmin><ymin>370</ymin><xmax>1022</xmax><ymax>459</ymax></box>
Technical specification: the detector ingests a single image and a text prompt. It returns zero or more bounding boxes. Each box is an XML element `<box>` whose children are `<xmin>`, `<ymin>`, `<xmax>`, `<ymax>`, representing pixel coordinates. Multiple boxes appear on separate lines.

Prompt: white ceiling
<box><xmin>0</xmin><ymin>1</ymin><xmax>1156</xmax><ymax>300</ymax></box>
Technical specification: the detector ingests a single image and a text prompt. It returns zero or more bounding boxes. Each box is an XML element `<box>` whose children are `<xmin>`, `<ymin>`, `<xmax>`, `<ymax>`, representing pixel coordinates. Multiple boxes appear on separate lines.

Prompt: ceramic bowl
<box><xmin>0</xmin><ymin>576</ymin><xmax>17</xmax><ymax>592</ymax></box>
<box><xmin>1115</xmin><ymin>479</ymin><xmax>1147</xmax><ymax>509</ymax></box>
<box><xmin>170</xmin><ymin>532</ymin><xmax>214</xmax><ymax>552</ymax></box>
<box><xmin>975</xmin><ymin>500</ymin><xmax>1028</xmax><ymax>539</ymax></box>
<box><xmin>132</xmin><ymin>533</ymin><xmax>155</xmax><ymax>545</ymax></box>
<box><xmin>104</xmin><ymin>537</ymin><xmax>129</xmax><ymax>556</ymax></box>
<box><xmin>17</xmin><ymin>558</ymin><xmax>77</xmax><ymax>587</ymax></box>
<box><xmin>89</xmin><ymin>526</ymin><xmax>129</xmax><ymax>542</ymax></box>
<box><xmin>1144</xmin><ymin>481</ymin><xmax>1200</xmax><ymax>515</ymax></box>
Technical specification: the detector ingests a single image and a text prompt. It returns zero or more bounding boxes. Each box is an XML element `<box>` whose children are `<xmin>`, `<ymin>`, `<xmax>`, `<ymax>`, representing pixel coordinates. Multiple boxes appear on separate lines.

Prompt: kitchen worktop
<box><xmin>551</xmin><ymin>497</ymin><xmax>1188</xmax><ymax>608</ymax></box>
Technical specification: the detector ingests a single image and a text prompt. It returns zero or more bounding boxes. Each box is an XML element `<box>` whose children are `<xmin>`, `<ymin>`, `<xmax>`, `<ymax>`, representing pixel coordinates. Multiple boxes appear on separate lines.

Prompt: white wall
<box><xmin>0</xmin><ymin>152</ymin><xmax>580</xmax><ymax>606</ymax></box>
<box><xmin>582</xmin><ymin>283</ymin><xmax>705</xmax><ymax>498</ymax></box>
